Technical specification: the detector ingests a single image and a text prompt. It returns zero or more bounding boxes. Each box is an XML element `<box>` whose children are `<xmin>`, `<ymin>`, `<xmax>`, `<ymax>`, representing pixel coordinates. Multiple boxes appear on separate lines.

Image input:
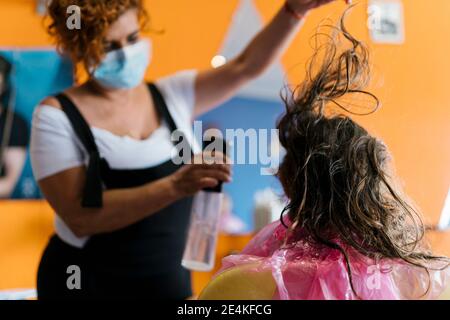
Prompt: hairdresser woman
<box><xmin>31</xmin><ymin>0</ymin><xmax>343</xmax><ymax>300</ymax></box>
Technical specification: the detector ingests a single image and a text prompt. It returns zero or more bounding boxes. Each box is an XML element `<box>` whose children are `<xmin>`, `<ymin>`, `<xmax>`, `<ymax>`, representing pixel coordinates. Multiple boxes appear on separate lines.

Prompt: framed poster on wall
<box><xmin>368</xmin><ymin>0</ymin><xmax>405</xmax><ymax>44</ymax></box>
<box><xmin>0</xmin><ymin>49</ymin><xmax>73</xmax><ymax>199</ymax></box>
<box><xmin>438</xmin><ymin>188</ymin><xmax>450</xmax><ymax>230</ymax></box>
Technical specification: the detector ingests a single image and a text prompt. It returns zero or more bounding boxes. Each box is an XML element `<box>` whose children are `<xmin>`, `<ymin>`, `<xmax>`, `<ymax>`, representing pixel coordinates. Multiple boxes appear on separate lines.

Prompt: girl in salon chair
<box><xmin>200</xmin><ymin>9</ymin><xmax>450</xmax><ymax>300</ymax></box>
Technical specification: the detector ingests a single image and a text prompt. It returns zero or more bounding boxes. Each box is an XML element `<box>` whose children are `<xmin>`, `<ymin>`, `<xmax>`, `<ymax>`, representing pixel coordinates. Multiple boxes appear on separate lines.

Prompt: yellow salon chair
<box><xmin>198</xmin><ymin>263</ymin><xmax>276</xmax><ymax>300</ymax></box>
<box><xmin>438</xmin><ymin>284</ymin><xmax>450</xmax><ymax>300</ymax></box>
<box><xmin>198</xmin><ymin>262</ymin><xmax>450</xmax><ymax>300</ymax></box>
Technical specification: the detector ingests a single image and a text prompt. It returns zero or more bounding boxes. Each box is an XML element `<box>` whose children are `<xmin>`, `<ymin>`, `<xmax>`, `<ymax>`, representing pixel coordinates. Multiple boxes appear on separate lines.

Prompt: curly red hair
<box><xmin>47</xmin><ymin>0</ymin><xmax>149</xmax><ymax>72</ymax></box>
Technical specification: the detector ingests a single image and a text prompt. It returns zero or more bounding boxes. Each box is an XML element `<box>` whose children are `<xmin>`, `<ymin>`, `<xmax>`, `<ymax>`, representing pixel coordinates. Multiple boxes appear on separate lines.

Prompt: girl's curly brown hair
<box><xmin>277</xmin><ymin>6</ymin><xmax>449</xmax><ymax>297</ymax></box>
<box><xmin>47</xmin><ymin>0</ymin><xmax>149</xmax><ymax>72</ymax></box>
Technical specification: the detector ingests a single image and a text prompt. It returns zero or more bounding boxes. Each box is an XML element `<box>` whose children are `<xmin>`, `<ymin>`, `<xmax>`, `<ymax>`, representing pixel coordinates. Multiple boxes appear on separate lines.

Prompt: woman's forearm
<box><xmin>59</xmin><ymin>175</ymin><xmax>182</xmax><ymax>237</ymax></box>
<box><xmin>237</xmin><ymin>3</ymin><xmax>306</xmax><ymax>78</ymax></box>
<box><xmin>41</xmin><ymin>156</ymin><xmax>231</xmax><ymax>238</ymax></box>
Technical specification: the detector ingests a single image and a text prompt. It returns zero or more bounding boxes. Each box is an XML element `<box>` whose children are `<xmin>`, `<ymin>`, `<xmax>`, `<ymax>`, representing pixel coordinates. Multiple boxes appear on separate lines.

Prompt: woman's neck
<box><xmin>85</xmin><ymin>79</ymin><xmax>136</xmax><ymax>103</ymax></box>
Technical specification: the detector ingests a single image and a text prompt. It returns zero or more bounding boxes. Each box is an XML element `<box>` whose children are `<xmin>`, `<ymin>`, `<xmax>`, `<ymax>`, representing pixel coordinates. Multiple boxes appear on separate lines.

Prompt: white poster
<box><xmin>368</xmin><ymin>0</ymin><xmax>405</xmax><ymax>44</ymax></box>
<box><xmin>438</xmin><ymin>188</ymin><xmax>450</xmax><ymax>230</ymax></box>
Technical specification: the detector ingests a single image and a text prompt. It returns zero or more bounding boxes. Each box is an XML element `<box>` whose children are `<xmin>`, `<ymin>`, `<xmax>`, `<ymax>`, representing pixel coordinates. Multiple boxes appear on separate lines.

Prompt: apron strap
<box><xmin>55</xmin><ymin>93</ymin><xmax>103</xmax><ymax>208</ymax></box>
<box><xmin>147</xmin><ymin>83</ymin><xmax>179</xmax><ymax>134</ymax></box>
<box><xmin>148</xmin><ymin>83</ymin><xmax>194</xmax><ymax>158</ymax></box>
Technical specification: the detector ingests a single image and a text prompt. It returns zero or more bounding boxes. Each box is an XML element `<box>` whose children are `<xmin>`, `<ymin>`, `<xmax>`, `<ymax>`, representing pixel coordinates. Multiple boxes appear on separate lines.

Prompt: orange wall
<box><xmin>0</xmin><ymin>1</ymin><xmax>448</xmax><ymax>225</ymax></box>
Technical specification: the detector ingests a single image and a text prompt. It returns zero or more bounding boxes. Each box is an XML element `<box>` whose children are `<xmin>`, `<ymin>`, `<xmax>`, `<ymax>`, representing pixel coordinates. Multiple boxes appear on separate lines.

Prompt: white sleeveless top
<box><xmin>30</xmin><ymin>70</ymin><xmax>200</xmax><ymax>248</ymax></box>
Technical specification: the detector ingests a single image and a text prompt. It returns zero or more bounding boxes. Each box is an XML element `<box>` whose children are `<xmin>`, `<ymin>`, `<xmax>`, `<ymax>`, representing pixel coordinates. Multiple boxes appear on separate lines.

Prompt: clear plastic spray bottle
<box><xmin>182</xmin><ymin>182</ymin><xmax>223</xmax><ymax>272</ymax></box>
<box><xmin>182</xmin><ymin>135</ymin><xmax>226</xmax><ymax>271</ymax></box>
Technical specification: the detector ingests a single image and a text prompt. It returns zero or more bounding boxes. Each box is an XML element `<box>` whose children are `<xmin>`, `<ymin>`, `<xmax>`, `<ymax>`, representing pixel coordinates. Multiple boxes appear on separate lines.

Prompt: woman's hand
<box><xmin>170</xmin><ymin>152</ymin><xmax>232</xmax><ymax>198</ymax></box>
<box><xmin>287</xmin><ymin>0</ymin><xmax>351</xmax><ymax>16</ymax></box>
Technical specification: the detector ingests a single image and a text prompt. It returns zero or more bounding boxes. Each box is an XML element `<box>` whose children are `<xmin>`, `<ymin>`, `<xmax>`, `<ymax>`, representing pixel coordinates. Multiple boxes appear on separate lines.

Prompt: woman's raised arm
<box><xmin>193</xmin><ymin>0</ymin><xmax>349</xmax><ymax>116</ymax></box>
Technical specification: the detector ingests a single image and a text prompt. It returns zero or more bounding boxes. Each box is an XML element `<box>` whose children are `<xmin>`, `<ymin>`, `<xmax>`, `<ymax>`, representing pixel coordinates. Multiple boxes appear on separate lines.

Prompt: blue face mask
<box><xmin>93</xmin><ymin>39</ymin><xmax>151</xmax><ymax>90</ymax></box>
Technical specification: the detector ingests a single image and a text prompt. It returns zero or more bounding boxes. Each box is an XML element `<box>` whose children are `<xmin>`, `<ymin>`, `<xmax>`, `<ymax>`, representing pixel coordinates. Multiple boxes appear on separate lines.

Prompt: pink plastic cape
<box><xmin>217</xmin><ymin>221</ymin><xmax>450</xmax><ymax>300</ymax></box>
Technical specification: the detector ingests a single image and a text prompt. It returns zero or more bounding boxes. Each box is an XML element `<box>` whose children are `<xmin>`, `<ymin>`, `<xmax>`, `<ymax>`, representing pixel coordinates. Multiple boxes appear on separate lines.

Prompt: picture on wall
<box><xmin>368</xmin><ymin>0</ymin><xmax>405</xmax><ymax>44</ymax></box>
<box><xmin>438</xmin><ymin>188</ymin><xmax>450</xmax><ymax>231</ymax></box>
<box><xmin>0</xmin><ymin>50</ymin><xmax>73</xmax><ymax>200</ymax></box>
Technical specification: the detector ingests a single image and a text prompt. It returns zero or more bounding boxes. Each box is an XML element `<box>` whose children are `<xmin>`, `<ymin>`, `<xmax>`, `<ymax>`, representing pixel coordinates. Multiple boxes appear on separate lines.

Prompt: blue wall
<box><xmin>198</xmin><ymin>97</ymin><xmax>284</xmax><ymax>231</ymax></box>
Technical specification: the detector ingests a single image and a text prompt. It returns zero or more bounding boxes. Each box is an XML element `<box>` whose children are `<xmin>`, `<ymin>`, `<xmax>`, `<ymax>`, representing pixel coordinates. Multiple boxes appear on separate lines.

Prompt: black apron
<box><xmin>37</xmin><ymin>84</ymin><xmax>194</xmax><ymax>300</ymax></box>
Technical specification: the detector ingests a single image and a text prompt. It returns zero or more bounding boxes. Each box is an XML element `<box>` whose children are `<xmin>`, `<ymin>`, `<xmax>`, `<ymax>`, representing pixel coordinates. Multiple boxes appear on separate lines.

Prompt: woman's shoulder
<box><xmin>153</xmin><ymin>70</ymin><xmax>198</xmax><ymax>121</ymax></box>
<box><xmin>34</xmin><ymin>96</ymin><xmax>65</xmax><ymax>122</ymax></box>
<box><xmin>154</xmin><ymin>70</ymin><xmax>198</xmax><ymax>101</ymax></box>
<box><xmin>155</xmin><ymin>70</ymin><xmax>198</xmax><ymax>87</ymax></box>
<box><xmin>33</xmin><ymin>95</ymin><xmax>74</xmax><ymax>132</ymax></box>
<box><xmin>37</xmin><ymin>85</ymin><xmax>82</xmax><ymax>111</ymax></box>
<box><xmin>39</xmin><ymin>96</ymin><xmax>62</xmax><ymax>110</ymax></box>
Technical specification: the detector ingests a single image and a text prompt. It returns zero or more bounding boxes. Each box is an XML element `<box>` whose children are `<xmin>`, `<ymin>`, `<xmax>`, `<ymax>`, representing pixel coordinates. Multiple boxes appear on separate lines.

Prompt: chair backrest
<box><xmin>198</xmin><ymin>263</ymin><xmax>276</xmax><ymax>300</ymax></box>
<box><xmin>199</xmin><ymin>262</ymin><xmax>450</xmax><ymax>300</ymax></box>
<box><xmin>438</xmin><ymin>284</ymin><xmax>450</xmax><ymax>300</ymax></box>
